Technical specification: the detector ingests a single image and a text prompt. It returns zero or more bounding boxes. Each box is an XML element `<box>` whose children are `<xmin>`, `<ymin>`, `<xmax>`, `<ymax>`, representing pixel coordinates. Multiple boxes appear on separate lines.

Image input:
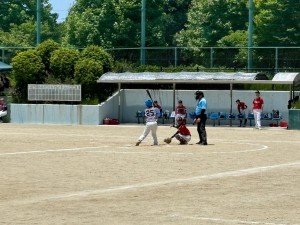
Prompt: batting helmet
<box><xmin>144</xmin><ymin>100</ymin><xmax>153</xmax><ymax>107</ymax></box>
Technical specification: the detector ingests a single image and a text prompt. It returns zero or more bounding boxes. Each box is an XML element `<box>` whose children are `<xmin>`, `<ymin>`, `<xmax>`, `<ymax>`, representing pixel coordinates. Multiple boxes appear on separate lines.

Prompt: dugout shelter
<box><xmin>97</xmin><ymin>72</ymin><xmax>300</xmax><ymax>122</ymax></box>
<box><xmin>0</xmin><ymin>61</ymin><xmax>12</xmax><ymax>71</ymax></box>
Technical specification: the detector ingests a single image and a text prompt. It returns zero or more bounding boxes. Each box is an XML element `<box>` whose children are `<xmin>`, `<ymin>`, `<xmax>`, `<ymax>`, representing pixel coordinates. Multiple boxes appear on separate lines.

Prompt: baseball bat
<box><xmin>146</xmin><ymin>89</ymin><xmax>154</xmax><ymax>102</ymax></box>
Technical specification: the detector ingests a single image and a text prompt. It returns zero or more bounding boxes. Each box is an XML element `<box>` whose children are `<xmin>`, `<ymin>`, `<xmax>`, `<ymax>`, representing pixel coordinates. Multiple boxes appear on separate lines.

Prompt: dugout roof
<box><xmin>98</xmin><ymin>71</ymin><xmax>300</xmax><ymax>85</ymax></box>
<box><xmin>97</xmin><ymin>71</ymin><xmax>272</xmax><ymax>84</ymax></box>
<box><xmin>272</xmin><ymin>72</ymin><xmax>300</xmax><ymax>86</ymax></box>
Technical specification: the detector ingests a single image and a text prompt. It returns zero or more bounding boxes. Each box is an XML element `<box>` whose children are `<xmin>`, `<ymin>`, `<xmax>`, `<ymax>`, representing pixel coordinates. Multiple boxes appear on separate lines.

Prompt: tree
<box><xmin>74</xmin><ymin>45</ymin><xmax>114</xmax><ymax>102</ymax></box>
<box><xmin>217</xmin><ymin>30</ymin><xmax>248</xmax><ymax>68</ymax></box>
<box><xmin>36</xmin><ymin>39</ymin><xmax>60</xmax><ymax>72</ymax></box>
<box><xmin>50</xmin><ymin>48</ymin><xmax>80</xmax><ymax>81</ymax></box>
<box><xmin>80</xmin><ymin>45</ymin><xmax>113</xmax><ymax>72</ymax></box>
<box><xmin>176</xmin><ymin>0</ymin><xmax>248</xmax><ymax>47</ymax></box>
<box><xmin>0</xmin><ymin>0</ymin><xmax>61</xmax><ymax>47</ymax></box>
<box><xmin>63</xmin><ymin>0</ymin><xmax>190</xmax><ymax>48</ymax></box>
<box><xmin>74</xmin><ymin>59</ymin><xmax>103</xmax><ymax>100</ymax></box>
<box><xmin>254</xmin><ymin>0</ymin><xmax>300</xmax><ymax>46</ymax></box>
<box><xmin>11</xmin><ymin>50</ymin><xmax>45</xmax><ymax>102</ymax></box>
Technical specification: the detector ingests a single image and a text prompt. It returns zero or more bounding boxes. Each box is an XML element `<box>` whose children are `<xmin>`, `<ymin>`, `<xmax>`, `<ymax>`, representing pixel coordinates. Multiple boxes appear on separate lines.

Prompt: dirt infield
<box><xmin>0</xmin><ymin>124</ymin><xmax>299</xmax><ymax>225</ymax></box>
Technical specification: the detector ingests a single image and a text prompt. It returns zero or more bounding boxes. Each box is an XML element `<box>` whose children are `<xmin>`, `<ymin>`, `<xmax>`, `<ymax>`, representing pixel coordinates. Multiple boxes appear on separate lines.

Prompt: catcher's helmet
<box><xmin>176</xmin><ymin>116</ymin><xmax>184</xmax><ymax>122</ymax></box>
<box><xmin>144</xmin><ymin>99</ymin><xmax>153</xmax><ymax>107</ymax></box>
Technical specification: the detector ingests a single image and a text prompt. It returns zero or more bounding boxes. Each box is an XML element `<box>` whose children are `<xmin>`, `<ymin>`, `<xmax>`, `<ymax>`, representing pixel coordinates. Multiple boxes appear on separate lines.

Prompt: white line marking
<box><xmin>8</xmin><ymin>161</ymin><xmax>300</xmax><ymax>205</ymax></box>
<box><xmin>86</xmin><ymin>150</ymin><xmax>194</xmax><ymax>155</ymax></box>
<box><xmin>207</xmin><ymin>142</ymin><xmax>268</xmax><ymax>153</ymax></box>
<box><xmin>0</xmin><ymin>146</ymin><xmax>108</xmax><ymax>156</ymax></box>
<box><xmin>170</xmin><ymin>214</ymin><xmax>299</xmax><ymax>225</ymax></box>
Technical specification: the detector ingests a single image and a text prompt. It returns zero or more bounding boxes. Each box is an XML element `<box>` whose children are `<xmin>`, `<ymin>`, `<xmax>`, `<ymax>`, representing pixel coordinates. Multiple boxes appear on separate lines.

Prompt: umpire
<box><xmin>194</xmin><ymin>91</ymin><xmax>208</xmax><ymax>145</ymax></box>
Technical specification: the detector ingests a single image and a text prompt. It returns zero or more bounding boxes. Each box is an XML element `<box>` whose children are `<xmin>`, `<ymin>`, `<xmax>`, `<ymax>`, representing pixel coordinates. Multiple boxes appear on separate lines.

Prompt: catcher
<box><xmin>164</xmin><ymin>116</ymin><xmax>191</xmax><ymax>145</ymax></box>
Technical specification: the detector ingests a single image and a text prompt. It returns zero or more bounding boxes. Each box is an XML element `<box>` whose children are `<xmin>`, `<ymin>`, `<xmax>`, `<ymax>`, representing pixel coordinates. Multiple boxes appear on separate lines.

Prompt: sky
<box><xmin>49</xmin><ymin>0</ymin><xmax>75</xmax><ymax>22</ymax></box>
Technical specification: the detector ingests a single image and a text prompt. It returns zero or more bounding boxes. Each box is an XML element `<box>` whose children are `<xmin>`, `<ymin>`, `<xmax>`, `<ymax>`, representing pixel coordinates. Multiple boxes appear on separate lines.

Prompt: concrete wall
<box><xmin>10</xmin><ymin>104</ymin><xmax>98</xmax><ymax>125</ymax></box>
<box><xmin>8</xmin><ymin>89</ymin><xmax>290</xmax><ymax>126</ymax></box>
<box><xmin>121</xmin><ymin>89</ymin><xmax>290</xmax><ymax>125</ymax></box>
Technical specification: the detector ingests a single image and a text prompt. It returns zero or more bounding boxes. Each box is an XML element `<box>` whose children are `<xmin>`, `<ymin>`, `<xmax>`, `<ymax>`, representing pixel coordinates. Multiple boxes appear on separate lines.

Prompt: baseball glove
<box><xmin>164</xmin><ymin>137</ymin><xmax>172</xmax><ymax>144</ymax></box>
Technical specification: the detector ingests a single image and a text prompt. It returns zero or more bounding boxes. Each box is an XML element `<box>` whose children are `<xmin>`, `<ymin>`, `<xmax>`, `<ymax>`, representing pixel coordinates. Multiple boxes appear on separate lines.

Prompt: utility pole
<box><xmin>36</xmin><ymin>0</ymin><xmax>41</xmax><ymax>45</ymax></box>
<box><xmin>247</xmin><ymin>0</ymin><xmax>254</xmax><ymax>71</ymax></box>
<box><xmin>140</xmin><ymin>0</ymin><xmax>146</xmax><ymax>65</ymax></box>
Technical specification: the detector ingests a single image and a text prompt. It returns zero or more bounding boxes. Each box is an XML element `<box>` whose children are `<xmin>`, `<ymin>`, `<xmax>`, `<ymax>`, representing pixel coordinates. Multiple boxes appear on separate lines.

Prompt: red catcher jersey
<box><xmin>178</xmin><ymin>125</ymin><xmax>191</xmax><ymax>136</ymax></box>
<box><xmin>253</xmin><ymin>97</ymin><xmax>264</xmax><ymax>109</ymax></box>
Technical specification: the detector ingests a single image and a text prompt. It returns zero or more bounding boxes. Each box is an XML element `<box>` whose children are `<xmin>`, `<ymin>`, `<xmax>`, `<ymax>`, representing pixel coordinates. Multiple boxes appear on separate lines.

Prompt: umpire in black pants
<box><xmin>194</xmin><ymin>91</ymin><xmax>208</xmax><ymax>145</ymax></box>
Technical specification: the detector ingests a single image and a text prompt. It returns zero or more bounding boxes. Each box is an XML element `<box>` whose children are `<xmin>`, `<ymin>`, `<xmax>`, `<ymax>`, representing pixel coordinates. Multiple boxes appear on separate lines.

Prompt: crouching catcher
<box><xmin>165</xmin><ymin>116</ymin><xmax>191</xmax><ymax>145</ymax></box>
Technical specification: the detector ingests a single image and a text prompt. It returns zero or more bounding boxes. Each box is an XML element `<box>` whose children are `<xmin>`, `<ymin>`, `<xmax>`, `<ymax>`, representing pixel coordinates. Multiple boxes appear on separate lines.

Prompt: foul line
<box><xmin>170</xmin><ymin>214</ymin><xmax>299</xmax><ymax>225</ymax></box>
<box><xmin>8</xmin><ymin>161</ymin><xmax>300</xmax><ymax>205</ymax></box>
<box><xmin>0</xmin><ymin>146</ymin><xmax>106</xmax><ymax>156</ymax></box>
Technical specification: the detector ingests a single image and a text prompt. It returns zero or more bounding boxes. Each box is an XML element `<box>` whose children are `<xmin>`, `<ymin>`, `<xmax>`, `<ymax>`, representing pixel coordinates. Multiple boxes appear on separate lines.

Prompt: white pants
<box><xmin>253</xmin><ymin>109</ymin><xmax>262</xmax><ymax>128</ymax></box>
<box><xmin>175</xmin><ymin>134</ymin><xmax>191</xmax><ymax>143</ymax></box>
<box><xmin>0</xmin><ymin>110</ymin><xmax>7</xmax><ymax>117</ymax></box>
<box><xmin>138</xmin><ymin>121</ymin><xmax>158</xmax><ymax>145</ymax></box>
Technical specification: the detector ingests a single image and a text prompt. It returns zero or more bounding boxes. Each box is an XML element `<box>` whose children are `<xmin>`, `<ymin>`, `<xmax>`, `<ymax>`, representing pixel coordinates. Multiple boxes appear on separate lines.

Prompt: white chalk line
<box><xmin>0</xmin><ymin>138</ymin><xmax>268</xmax><ymax>156</ymax></box>
<box><xmin>170</xmin><ymin>214</ymin><xmax>299</xmax><ymax>225</ymax></box>
<box><xmin>6</xmin><ymin>161</ymin><xmax>300</xmax><ymax>206</ymax></box>
<box><xmin>0</xmin><ymin>146</ymin><xmax>107</xmax><ymax>157</ymax></box>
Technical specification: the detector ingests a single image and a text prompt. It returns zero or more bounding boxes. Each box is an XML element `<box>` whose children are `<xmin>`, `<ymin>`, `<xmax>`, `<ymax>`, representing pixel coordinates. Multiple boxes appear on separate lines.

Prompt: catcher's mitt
<box><xmin>164</xmin><ymin>137</ymin><xmax>172</xmax><ymax>144</ymax></box>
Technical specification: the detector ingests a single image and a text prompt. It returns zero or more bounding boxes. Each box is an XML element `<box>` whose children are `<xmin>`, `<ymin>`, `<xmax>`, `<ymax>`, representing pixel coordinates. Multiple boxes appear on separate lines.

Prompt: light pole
<box><xmin>36</xmin><ymin>0</ymin><xmax>41</xmax><ymax>45</ymax></box>
<box><xmin>140</xmin><ymin>0</ymin><xmax>146</xmax><ymax>65</ymax></box>
<box><xmin>247</xmin><ymin>0</ymin><xmax>254</xmax><ymax>71</ymax></box>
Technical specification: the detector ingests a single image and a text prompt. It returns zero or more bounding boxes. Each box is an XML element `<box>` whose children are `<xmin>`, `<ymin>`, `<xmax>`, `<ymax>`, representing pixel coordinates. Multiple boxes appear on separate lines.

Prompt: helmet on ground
<box><xmin>144</xmin><ymin>100</ymin><xmax>153</xmax><ymax>107</ymax></box>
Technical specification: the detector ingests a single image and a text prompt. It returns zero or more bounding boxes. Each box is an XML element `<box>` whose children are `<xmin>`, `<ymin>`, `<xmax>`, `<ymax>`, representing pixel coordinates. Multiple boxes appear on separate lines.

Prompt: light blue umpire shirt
<box><xmin>195</xmin><ymin>98</ymin><xmax>207</xmax><ymax>116</ymax></box>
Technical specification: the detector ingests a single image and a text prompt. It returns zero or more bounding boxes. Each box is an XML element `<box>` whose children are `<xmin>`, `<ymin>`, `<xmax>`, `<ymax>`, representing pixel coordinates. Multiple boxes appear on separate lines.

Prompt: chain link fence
<box><xmin>2</xmin><ymin>46</ymin><xmax>300</xmax><ymax>74</ymax></box>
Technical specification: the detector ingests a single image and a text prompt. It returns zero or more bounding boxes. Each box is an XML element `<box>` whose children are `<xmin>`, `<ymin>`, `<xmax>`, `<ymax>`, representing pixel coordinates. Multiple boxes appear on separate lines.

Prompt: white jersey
<box><xmin>144</xmin><ymin>107</ymin><xmax>160</xmax><ymax>123</ymax></box>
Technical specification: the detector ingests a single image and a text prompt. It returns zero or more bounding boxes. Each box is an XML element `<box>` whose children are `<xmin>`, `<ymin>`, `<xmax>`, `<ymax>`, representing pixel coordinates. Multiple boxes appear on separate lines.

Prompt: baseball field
<box><xmin>0</xmin><ymin>124</ymin><xmax>299</xmax><ymax>225</ymax></box>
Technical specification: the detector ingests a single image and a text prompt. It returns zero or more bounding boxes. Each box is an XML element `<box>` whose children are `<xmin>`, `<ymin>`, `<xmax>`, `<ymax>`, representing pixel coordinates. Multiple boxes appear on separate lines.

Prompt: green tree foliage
<box><xmin>11</xmin><ymin>50</ymin><xmax>45</xmax><ymax>102</ymax></box>
<box><xmin>0</xmin><ymin>21</ymin><xmax>35</xmax><ymax>47</ymax></box>
<box><xmin>74</xmin><ymin>45</ymin><xmax>114</xmax><ymax>101</ymax></box>
<box><xmin>254</xmin><ymin>0</ymin><xmax>300</xmax><ymax>46</ymax></box>
<box><xmin>217</xmin><ymin>30</ymin><xmax>248</xmax><ymax>68</ymax></box>
<box><xmin>74</xmin><ymin>59</ymin><xmax>103</xmax><ymax>100</ymax></box>
<box><xmin>0</xmin><ymin>0</ymin><xmax>60</xmax><ymax>47</ymax></box>
<box><xmin>50</xmin><ymin>48</ymin><xmax>80</xmax><ymax>81</ymax></box>
<box><xmin>36</xmin><ymin>39</ymin><xmax>60</xmax><ymax>71</ymax></box>
<box><xmin>80</xmin><ymin>45</ymin><xmax>113</xmax><ymax>72</ymax></box>
<box><xmin>176</xmin><ymin>0</ymin><xmax>248</xmax><ymax>47</ymax></box>
<box><xmin>63</xmin><ymin>0</ymin><xmax>191</xmax><ymax>48</ymax></box>
<box><xmin>10</xmin><ymin>41</ymin><xmax>114</xmax><ymax>103</ymax></box>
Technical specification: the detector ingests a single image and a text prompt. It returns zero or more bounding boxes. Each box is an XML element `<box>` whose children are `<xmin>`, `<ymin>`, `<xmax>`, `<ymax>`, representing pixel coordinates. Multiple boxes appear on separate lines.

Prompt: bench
<box><xmin>209</xmin><ymin>112</ymin><xmax>220</xmax><ymax>127</ymax></box>
<box><xmin>247</xmin><ymin>112</ymin><xmax>282</xmax><ymax>126</ymax></box>
<box><xmin>136</xmin><ymin>110</ymin><xmax>145</xmax><ymax>124</ymax></box>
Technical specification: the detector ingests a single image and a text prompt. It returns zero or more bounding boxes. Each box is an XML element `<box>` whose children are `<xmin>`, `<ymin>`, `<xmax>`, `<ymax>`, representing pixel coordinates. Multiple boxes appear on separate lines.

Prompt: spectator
<box><xmin>175</xmin><ymin>99</ymin><xmax>187</xmax><ymax>124</ymax></box>
<box><xmin>153</xmin><ymin>100</ymin><xmax>162</xmax><ymax>116</ymax></box>
<box><xmin>236</xmin><ymin>99</ymin><xmax>248</xmax><ymax>127</ymax></box>
<box><xmin>0</xmin><ymin>98</ymin><xmax>7</xmax><ymax>122</ymax></box>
